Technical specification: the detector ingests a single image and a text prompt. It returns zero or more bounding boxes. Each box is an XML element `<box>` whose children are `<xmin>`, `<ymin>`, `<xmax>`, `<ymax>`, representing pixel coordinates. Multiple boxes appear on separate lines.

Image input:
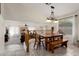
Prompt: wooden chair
<box><xmin>33</xmin><ymin>32</ymin><xmax>40</xmax><ymax>49</ymax></box>
<box><xmin>25</xmin><ymin>30</ymin><xmax>30</xmax><ymax>52</ymax></box>
<box><xmin>33</xmin><ymin>31</ymin><xmax>44</xmax><ymax>49</ymax></box>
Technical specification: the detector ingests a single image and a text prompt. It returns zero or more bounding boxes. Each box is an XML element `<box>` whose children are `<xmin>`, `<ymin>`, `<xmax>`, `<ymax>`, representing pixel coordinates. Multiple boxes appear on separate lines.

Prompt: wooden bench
<box><xmin>49</xmin><ymin>40</ymin><xmax>68</xmax><ymax>53</ymax></box>
<box><xmin>43</xmin><ymin>34</ymin><xmax>68</xmax><ymax>53</ymax></box>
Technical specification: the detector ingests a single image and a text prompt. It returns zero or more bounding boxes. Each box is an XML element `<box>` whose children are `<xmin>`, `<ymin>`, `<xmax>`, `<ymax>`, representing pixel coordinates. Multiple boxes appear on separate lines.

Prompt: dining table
<box><xmin>39</xmin><ymin>33</ymin><xmax>63</xmax><ymax>50</ymax></box>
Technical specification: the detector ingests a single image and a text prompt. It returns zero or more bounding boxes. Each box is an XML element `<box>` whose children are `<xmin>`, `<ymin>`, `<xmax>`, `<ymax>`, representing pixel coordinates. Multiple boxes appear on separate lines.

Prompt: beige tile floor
<box><xmin>1</xmin><ymin>35</ymin><xmax>79</xmax><ymax>56</ymax></box>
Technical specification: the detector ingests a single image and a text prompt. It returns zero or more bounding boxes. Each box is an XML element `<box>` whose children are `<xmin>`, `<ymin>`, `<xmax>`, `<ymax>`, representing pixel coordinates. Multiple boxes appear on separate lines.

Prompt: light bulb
<box><xmin>46</xmin><ymin>20</ymin><xmax>51</xmax><ymax>22</ymax></box>
<box><xmin>54</xmin><ymin>20</ymin><xmax>58</xmax><ymax>23</ymax></box>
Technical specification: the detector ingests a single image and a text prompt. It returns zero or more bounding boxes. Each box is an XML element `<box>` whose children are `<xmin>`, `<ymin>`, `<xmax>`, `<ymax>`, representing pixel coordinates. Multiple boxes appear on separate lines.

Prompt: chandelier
<box><xmin>46</xmin><ymin>3</ymin><xmax>58</xmax><ymax>23</ymax></box>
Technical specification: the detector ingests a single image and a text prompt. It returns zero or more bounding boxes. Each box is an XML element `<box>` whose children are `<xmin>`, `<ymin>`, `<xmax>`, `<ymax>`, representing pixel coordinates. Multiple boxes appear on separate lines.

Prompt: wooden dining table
<box><xmin>39</xmin><ymin>34</ymin><xmax>63</xmax><ymax>50</ymax></box>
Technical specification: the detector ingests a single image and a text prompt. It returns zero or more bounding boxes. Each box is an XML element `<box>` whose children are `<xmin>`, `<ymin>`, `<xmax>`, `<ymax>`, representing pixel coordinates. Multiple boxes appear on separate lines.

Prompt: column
<box><xmin>0</xmin><ymin>15</ymin><xmax>5</xmax><ymax>54</ymax></box>
<box><xmin>72</xmin><ymin>15</ymin><xmax>78</xmax><ymax>44</ymax></box>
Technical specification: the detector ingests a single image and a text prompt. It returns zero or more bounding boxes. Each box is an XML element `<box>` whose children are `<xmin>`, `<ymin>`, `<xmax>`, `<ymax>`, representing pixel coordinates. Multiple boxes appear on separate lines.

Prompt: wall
<box><xmin>0</xmin><ymin>15</ymin><xmax>5</xmax><ymax>54</ymax></box>
<box><xmin>5</xmin><ymin>20</ymin><xmax>59</xmax><ymax>33</ymax></box>
<box><xmin>5</xmin><ymin>20</ymin><xmax>25</xmax><ymax>27</ymax></box>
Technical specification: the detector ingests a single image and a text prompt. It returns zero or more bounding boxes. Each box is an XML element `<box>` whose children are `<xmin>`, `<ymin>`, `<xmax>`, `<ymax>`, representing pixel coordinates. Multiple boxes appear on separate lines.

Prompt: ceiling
<box><xmin>1</xmin><ymin>3</ymin><xmax>79</xmax><ymax>24</ymax></box>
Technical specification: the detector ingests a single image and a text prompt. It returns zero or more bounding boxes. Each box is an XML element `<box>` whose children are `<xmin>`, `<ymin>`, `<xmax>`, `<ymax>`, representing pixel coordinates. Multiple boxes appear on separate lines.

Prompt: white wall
<box><xmin>5</xmin><ymin>20</ymin><xmax>59</xmax><ymax>30</ymax></box>
<box><xmin>0</xmin><ymin>15</ymin><xmax>5</xmax><ymax>53</ymax></box>
<box><xmin>5</xmin><ymin>20</ymin><xmax>25</xmax><ymax>28</ymax></box>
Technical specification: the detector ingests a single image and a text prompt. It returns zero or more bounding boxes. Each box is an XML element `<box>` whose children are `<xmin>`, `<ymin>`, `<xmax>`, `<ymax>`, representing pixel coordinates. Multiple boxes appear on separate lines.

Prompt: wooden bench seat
<box><xmin>48</xmin><ymin>40</ymin><xmax>68</xmax><ymax>53</ymax></box>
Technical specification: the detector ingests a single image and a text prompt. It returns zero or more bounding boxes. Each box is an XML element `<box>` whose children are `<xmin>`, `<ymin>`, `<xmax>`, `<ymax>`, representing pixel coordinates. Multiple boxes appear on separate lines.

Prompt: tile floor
<box><xmin>0</xmin><ymin>35</ymin><xmax>79</xmax><ymax>56</ymax></box>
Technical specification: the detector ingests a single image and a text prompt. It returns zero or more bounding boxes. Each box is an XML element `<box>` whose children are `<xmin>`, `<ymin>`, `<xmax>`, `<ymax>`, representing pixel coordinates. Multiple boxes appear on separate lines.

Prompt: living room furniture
<box><xmin>25</xmin><ymin>30</ymin><xmax>30</xmax><ymax>52</ymax></box>
<box><xmin>33</xmin><ymin>31</ymin><xmax>44</xmax><ymax>49</ymax></box>
<box><xmin>43</xmin><ymin>34</ymin><xmax>68</xmax><ymax>53</ymax></box>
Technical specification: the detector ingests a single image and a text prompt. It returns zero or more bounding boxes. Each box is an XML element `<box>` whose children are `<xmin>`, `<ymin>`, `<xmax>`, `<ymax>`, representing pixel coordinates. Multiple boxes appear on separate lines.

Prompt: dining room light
<box><xmin>54</xmin><ymin>20</ymin><xmax>59</xmax><ymax>23</ymax></box>
<box><xmin>46</xmin><ymin>3</ymin><xmax>58</xmax><ymax>22</ymax></box>
<box><xmin>46</xmin><ymin>19</ymin><xmax>51</xmax><ymax>22</ymax></box>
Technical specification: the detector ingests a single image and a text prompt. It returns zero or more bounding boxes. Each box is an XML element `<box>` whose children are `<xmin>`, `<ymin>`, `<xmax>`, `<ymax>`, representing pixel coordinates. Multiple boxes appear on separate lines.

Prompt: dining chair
<box><xmin>33</xmin><ymin>32</ymin><xmax>39</xmax><ymax>49</ymax></box>
<box><xmin>33</xmin><ymin>31</ymin><xmax>44</xmax><ymax>49</ymax></box>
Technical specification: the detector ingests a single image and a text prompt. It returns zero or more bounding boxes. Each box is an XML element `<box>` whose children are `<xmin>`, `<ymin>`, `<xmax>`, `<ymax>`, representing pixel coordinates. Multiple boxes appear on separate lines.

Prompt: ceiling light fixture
<box><xmin>46</xmin><ymin>19</ymin><xmax>51</xmax><ymax>22</ymax></box>
<box><xmin>46</xmin><ymin>3</ymin><xmax>58</xmax><ymax>23</ymax></box>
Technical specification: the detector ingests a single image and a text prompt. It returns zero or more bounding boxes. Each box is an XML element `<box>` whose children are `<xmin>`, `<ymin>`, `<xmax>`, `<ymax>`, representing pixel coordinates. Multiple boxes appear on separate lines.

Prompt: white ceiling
<box><xmin>2</xmin><ymin>3</ymin><xmax>79</xmax><ymax>24</ymax></box>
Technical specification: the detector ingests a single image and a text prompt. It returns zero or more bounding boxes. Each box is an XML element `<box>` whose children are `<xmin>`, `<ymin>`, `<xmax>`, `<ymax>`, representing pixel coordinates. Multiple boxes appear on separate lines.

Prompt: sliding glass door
<box><xmin>59</xmin><ymin>16</ymin><xmax>74</xmax><ymax>43</ymax></box>
<box><xmin>59</xmin><ymin>17</ymin><xmax>73</xmax><ymax>35</ymax></box>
